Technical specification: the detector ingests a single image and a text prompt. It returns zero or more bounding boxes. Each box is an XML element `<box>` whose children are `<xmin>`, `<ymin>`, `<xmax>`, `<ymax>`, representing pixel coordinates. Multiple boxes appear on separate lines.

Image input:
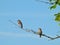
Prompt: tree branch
<box><xmin>9</xmin><ymin>19</ymin><xmax>60</xmax><ymax>40</ymax></box>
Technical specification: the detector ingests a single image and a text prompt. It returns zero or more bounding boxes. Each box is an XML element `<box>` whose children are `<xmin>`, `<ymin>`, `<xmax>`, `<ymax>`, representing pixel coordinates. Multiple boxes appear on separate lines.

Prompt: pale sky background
<box><xmin>0</xmin><ymin>0</ymin><xmax>60</xmax><ymax>45</ymax></box>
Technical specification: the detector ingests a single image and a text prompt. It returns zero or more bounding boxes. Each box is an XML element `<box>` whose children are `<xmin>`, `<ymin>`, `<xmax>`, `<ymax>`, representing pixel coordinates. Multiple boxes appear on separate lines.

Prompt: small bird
<box><xmin>17</xmin><ymin>19</ymin><xmax>23</xmax><ymax>29</ymax></box>
<box><xmin>37</xmin><ymin>28</ymin><xmax>42</xmax><ymax>37</ymax></box>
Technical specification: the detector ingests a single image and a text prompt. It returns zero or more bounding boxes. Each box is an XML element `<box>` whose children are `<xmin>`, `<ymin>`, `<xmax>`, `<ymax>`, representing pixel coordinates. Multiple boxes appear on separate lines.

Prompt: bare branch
<box><xmin>51</xmin><ymin>35</ymin><xmax>60</xmax><ymax>40</ymax></box>
<box><xmin>35</xmin><ymin>0</ymin><xmax>54</xmax><ymax>5</ymax></box>
<box><xmin>42</xmin><ymin>34</ymin><xmax>53</xmax><ymax>40</ymax></box>
<box><xmin>9</xmin><ymin>19</ymin><xmax>60</xmax><ymax>40</ymax></box>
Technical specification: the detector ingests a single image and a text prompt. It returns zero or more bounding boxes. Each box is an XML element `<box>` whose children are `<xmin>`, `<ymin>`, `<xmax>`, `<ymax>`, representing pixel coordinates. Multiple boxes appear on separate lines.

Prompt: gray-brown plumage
<box><xmin>17</xmin><ymin>19</ymin><xmax>23</xmax><ymax>29</ymax></box>
<box><xmin>37</xmin><ymin>28</ymin><xmax>42</xmax><ymax>37</ymax></box>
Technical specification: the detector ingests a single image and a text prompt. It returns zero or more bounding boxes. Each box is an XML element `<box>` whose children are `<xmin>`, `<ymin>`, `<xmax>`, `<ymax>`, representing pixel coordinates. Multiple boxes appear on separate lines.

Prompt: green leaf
<box><xmin>50</xmin><ymin>4</ymin><xmax>57</xmax><ymax>10</ymax></box>
<box><xmin>55</xmin><ymin>13</ymin><xmax>60</xmax><ymax>22</ymax></box>
<box><xmin>55</xmin><ymin>0</ymin><xmax>60</xmax><ymax>5</ymax></box>
<box><xmin>58</xmin><ymin>0</ymin><xmax>60</xmax><ymax>5</ymax></box>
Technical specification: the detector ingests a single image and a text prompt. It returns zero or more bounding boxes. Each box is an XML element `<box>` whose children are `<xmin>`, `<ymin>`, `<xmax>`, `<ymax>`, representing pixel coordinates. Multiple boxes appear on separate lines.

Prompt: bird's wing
<box><xmin>17</xmin><ymin>20</ymin><xmax>23</xmax><ymax>29</ymax></box>
<box><xmin>42</xmin><ymin>34</ymin><xmax>53</xmax><ymax>40</ymax></box>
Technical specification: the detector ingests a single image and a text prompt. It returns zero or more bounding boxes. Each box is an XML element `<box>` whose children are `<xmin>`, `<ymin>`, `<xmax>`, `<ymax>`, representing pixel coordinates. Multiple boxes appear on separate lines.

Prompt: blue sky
<box><xmin>0</xmin><ymin>0</ymin><xmax>60</xmax><ymax>45</ymax></box>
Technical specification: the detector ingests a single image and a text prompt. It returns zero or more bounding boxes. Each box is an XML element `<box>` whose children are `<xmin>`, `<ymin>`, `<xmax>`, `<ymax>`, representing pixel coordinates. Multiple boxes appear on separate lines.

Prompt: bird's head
<box><xmin>37</xmin><ymin>28</ymin><xmax>42</xmax><ymax>34</ymax></box>
<box><xmin>38</xmin><ymin>28</ymin><xmax>42</xmax><ymax>31</ymax></box>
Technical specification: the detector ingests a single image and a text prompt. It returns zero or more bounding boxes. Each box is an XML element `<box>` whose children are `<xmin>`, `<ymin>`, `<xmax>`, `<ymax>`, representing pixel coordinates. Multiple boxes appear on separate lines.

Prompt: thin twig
<box><xmin>36</xmin><ymin>0</ymin><xmax>54</xmax><ymax>5</ymax></box>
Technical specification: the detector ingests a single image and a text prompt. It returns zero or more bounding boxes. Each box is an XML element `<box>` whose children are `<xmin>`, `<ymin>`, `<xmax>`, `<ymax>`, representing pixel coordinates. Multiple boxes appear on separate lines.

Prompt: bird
<box><xmin>37</xmin><ymin>28</ymin><xmax>42</xmax><ymax>37</ymax></box>
<box><xmin>17</xmin><ymin>19</ymin><xmax>23</xmax><ymax>29</ymax></box>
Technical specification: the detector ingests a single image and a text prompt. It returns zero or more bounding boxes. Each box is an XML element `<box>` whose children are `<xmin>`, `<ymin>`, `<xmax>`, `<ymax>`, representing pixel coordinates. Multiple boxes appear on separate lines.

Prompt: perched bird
<box><xmin>17</xmin><ymin>19</ymin><xmax>23</xmax><ymax>29</ymax></box>
<box><xmin>37</xmin><ymin>28</ymin><xmax>42</xmax><ymax>37</ymax></box>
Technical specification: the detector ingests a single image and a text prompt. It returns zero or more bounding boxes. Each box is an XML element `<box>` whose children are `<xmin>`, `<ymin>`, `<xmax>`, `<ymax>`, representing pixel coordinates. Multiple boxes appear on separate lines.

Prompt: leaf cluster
<box><xmin>49</xmin><ymin>0</ymin><xmax>60</xmax><ymax>9</ymax></box>
<box><xmin>54</xmin><ymin>13</ymin><xmax>60</xmax><ymax>22</ymax></box>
